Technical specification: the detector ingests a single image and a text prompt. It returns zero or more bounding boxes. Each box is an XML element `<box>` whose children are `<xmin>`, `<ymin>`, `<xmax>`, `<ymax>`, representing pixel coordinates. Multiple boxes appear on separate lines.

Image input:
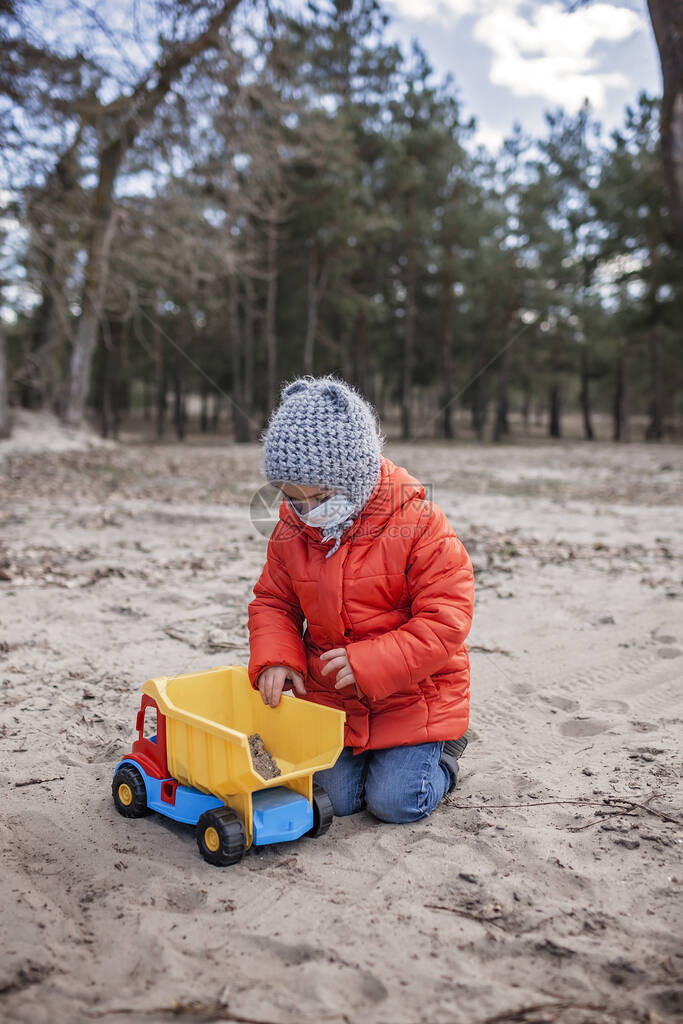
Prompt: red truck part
<box><xmin>129</xmin><ymin>695</ymin><xmax>169</xmax><ymax>779</ymax></box>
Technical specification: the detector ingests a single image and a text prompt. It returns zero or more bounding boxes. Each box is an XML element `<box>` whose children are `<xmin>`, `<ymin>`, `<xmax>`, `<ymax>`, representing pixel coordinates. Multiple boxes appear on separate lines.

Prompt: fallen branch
<box><xmin>14</xmin><ymin>775</ymin><xmax>64</xmax><ymax>788</ymax></box>
<box><xmin>450</xmin><ymin>794</ymin><xmax>683</xmax><ymax>827</ymax></box>
<box><xmin>86</xmin><ymin>1003</ymin><xmax>280</xmax><ymax>1022</ymax></box>
<box><xmin>477</xmin><ymin>1000</ymin><xmax>624</xmax><ymax>1023</ymax></box>
<box><xmin>603</xmin><ymin>795</ymin><xmax>682</xmax><ymax>826</ymax></box>
<box><xmin>163</xmin><ymin>626</ymin><xmax>199</xmax><ymax>647</ymax></box>
<box><xmin>85</xmin><ymin>1004</ymin><xmax>342</xmax><ymax>1023</ymax></box>
<box><xmin>566</xmin><ymin>809</ymin><xmax>638</xmax><ymax>832</ymax></box>
<box><xmin>425</xmin><ymin>902</ymin><xmax>506</xmax><ymax>929</ymax></box>
<box><xmin>451</xmin><ymin>798</ymin><xmax>609</xmax><ymax>810</ymax></box>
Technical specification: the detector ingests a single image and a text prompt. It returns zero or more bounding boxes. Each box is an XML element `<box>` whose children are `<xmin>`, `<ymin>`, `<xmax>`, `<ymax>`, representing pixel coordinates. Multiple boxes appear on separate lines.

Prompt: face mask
<box><xmin>287</xmin><ymin>492</ymin><xmax>357</xmax><ymax>531</ymax></box>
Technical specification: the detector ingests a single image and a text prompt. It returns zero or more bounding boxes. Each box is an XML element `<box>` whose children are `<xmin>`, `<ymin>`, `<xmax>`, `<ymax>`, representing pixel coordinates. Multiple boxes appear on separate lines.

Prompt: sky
<box><xmin>380</xmin><ymin>0</ymin><xmax>660</xmax><ymax>151</ymax></box>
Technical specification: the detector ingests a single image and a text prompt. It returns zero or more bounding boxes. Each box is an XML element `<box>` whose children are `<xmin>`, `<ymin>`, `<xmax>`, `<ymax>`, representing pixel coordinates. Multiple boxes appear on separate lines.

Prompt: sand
<box><xmin>249</xmin><ymin>733</ymin><xmax>281</xmax><ymax>781</ymax></box>
<box><xmin>0</xmin><ymin>423</ymin><xmax>682</xmax><ymax>1023</ymax></box>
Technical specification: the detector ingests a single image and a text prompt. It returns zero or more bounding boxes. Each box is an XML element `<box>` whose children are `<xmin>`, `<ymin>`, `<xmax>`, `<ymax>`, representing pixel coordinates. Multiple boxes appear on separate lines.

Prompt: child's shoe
<box><xmin>440</xmin><ymin>733</ymin><xmax>468</xmax><ymax>793</ymax></box>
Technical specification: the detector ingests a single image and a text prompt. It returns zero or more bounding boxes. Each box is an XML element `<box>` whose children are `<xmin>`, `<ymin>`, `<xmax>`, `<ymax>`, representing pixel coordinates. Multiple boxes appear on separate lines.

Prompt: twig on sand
<box><xmin>86</xmin><ymin>1002</ymin><xmax>342</xmax><ymax>1023</ymax></box>
<box><xmin>14</xmin><ymin>775</ymin><xmax>64</xmax><ymax>788</ymax></box>
<box><xmin>477</xmin><ymin>1000</ymin><xmax>623</xmax><ymax>1023</ymax></box>
<box><xmin>425</xmin><ymin>903</ymin><xmax>507</xmax><ymax>929</ymax></box>
<box><xmin>469</xmin><ymin>644</ymin><xmax>512</xmax><ymax>656</ymax></box>
<box><xmin>603</xmin><ymin>795</ymin><xmax>682</xmax><ymax>826</ymax></box>
<box><xmin>449</xmin><ymin>794</ymin><xmax>683</xmax><ymax>828</ymax></box>
<box><xmin>163</xmin><ymin>626</ymin><xmax>199</xmax><ymax>647</ymax></box>
<box><xmin>566</xmin><ymin>809</ymin><xmax>637</xmax><ymax>831</ymax></box>
<box><xmin>86</xmin><ymin>1003</ymin><xmax>274</xmax><ymax>1022</ymax></box>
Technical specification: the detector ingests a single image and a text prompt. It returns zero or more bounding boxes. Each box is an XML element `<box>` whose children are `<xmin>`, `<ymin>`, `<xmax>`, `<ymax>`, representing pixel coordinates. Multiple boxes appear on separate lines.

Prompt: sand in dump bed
<box><xmin>248</xmin><ymin>732</ymin><xmax>281</xmax><ymax>780</ymax></box>
<box><xmin>1</xmin><ymin>425</ymin><xmax>682</xmax><ymax>1024</ymax></box>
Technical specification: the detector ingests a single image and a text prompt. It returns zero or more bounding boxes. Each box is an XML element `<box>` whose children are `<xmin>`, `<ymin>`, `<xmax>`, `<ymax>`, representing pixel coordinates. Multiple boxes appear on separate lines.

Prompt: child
<box><xmin>247</xmin><ymin>374</ymin><xmax>474</xmax><ymax>824</ymax></box>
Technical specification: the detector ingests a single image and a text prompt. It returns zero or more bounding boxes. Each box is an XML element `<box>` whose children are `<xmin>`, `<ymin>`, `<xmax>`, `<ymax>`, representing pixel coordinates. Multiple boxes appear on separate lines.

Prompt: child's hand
<box><xmin>257</xmin><ymin>665</ymin><xmax>306</xmax><ymax>708</ymax></box>
<box><xmin>320</xmin><ymin>648</ymin><xmax>358</xmax><ymax>691</ymax></box>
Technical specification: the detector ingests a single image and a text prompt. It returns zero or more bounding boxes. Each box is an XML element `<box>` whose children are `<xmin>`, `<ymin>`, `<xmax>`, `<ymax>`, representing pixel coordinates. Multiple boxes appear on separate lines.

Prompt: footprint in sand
<box><xmin>165</xmin><ymin>887</ymin><xmax>207</xmax><ymax>913</ymax></box>
<box><xmin>657</xmin><ymin>647</ymin><xmax>682</xmax><ymax>659</ymax></box>
<box><xmin>590</xmin><ymin>699</ymin><xmax>629</xmax><ymax>714</ymax></box>
<box><xmin>540</xmin><ymin>695</ymin><xmax>580</xmax><ymax>712</ymax></box>
<box><xmin>559</xmin><ymin>716</ymin><xmax>611</xmax><ymax>738</ymax></box>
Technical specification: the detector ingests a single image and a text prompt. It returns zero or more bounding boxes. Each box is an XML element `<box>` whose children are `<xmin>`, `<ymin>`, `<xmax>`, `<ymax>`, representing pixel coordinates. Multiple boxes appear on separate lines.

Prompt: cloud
<box><xmin>475</xmin><ymin>2</ymin><xmax>642</xmax><ymax>110</ymax></box>
<box><xmin>386</xmin><ymin>0</ymin><xmax>479</xmax><ymax>22</ymax></box>
<box><xmin>386</xmin><ymin>0</ymin><xmax>643</xmax><ymax>111</ymax></box>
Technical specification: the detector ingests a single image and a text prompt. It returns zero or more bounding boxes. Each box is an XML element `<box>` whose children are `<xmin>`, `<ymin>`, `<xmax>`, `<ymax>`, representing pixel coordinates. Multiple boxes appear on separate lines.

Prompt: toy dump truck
<box><xmin>112</xmin><ymin>665</ymin><xmax>345</xmax><ymax>866</ymax></box>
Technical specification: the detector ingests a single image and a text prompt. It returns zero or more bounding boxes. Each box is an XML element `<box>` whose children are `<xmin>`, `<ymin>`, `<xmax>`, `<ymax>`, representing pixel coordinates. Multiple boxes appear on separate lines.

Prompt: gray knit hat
<box><xmin>260</xmin><ymin>374</ymin><xmax>384</xmax><ymax>510</ymax></box>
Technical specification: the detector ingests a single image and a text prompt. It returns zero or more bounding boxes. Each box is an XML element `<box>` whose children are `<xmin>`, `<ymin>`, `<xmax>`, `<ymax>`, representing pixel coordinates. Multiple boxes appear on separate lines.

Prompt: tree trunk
<box><xmin>351</xmin><ymin>307</ymin><xmax>368</xmax><ymax>392</ymax></box>
<box><xmin>265</xmin><ymin>183</ymin><xmax>280</xmax><ymax>414</ymax></box>
<box><xmin>26</xmin><ymin>252</ymin><xmax>56</xmax><ymax>410</ymax></box>
<box><xmin>173</xmin><ymin>367</ymin><xmax>185</xmax><ymax>441</ymax></box>
<box><xmin>153</xmin><ymin>310</ymin><xmax>166</xmax><ymax>439</ymax></box>
<box><xmin>494</xmin><ymin>277</ymin><xmax>516</xmax><ymax>443</ymax></box>
<box><xmin>200</xmin><ymin>381</ymin><xmax>209</xmax><ymax>433</ymax></box>
<box><xmin>25</xmin><ymin>130</ymin><xmax>83</xmax><ymax>414</ymax></box>
<box><xmin>402</xmin><ymin>188</ymin><xmax>417</xmax><ymax>440</ymax></box>
<box><xmin>613</xmin><ymin>351</ymin><xmax>630</xmax><ymax>442</ymax></box>
<box><xmin>211</xmin><ymin>392</ymin><xmax>221</xmax><ymax>432</ymax></box>
<box><xmin>228</xmin><ymin>273</ymin><xmax>251</xmax><ymax>442</ymax></box>
<box><xmin>439</xmin><ymin>257</ymin><xmax>456</xmax><ymax>440</ymax></box>
<box><xmin>579</xmin><ymin>347</ymin><xmax>594</xmax><ymax>440</ymax></box>
<box><xmin>493</xmin><ymin>344</ymin><xmax>510</xmax><ymax>442</ymax></box>
<box><xmin>375</xmin><ymin>371</ymin><xmax>386</xmax><ymax>421</ymax></box>
<box><xmin>63</xmin><ymin>198</ymin><xmax>120</xmax><ymax>427</ymax></box>
<box><xmin>0</xmin><ymin>318</ymin><xmax>11</xmax><ymax>438</ymax></box>
<box><xmin>111</xmin><ymin>320</ymin><xmax>123</xmax><ymax>441</ymax></box>
<box><xmin>98</xmin><ymin>333</ymin><xmax>110</xmax><ymax>440</ymax></box>
<box><xmin>143</xmin><ymin>370</ymin><xmax>151</xmax><ymax>422</ymax></box>
<box><xmin>521</xmin><ymin>379</ymin><xmax>532</xmax><ymax>433</ymax></box>
<box><xmin>242</xmin><ymin>215</ymin><xmax>257</xmax><ymax>432</ymax></box>
<box><xmin>243</xmin><ymin>269</ymin><xmax>255</xmax><ymax>433</ymax></box>
<box><xmin>646</xmin><ymin>325</ymin><xmax>665</xmax><ymax>439</ymax></box>
<box><xmin>470</xmin><ymin>380</ymin><xmax>488</xmax><ymax>441</ymax></box>
<box><xmin>647</xmin><ymin>0</ymin><xmax>683</xmax><ymax>249</ymax></box>
<box><xmin>548</xmin><ymin>383</ymin><xmax>562</xmax><ymax>438</ymax></box>
<box><xmin>471</xmin><ymin>321</ymin><xmax>494</xmax><ymax>441</ymax></box>
<box><xmin>303</xmin><ymin>237</ymin><xmax>328</xmax><ymax>375</ymax></box>
<box><xmin>62</xmin><ymin>1</ymin><xmax>244</xmax><ymax>427</ymax></box>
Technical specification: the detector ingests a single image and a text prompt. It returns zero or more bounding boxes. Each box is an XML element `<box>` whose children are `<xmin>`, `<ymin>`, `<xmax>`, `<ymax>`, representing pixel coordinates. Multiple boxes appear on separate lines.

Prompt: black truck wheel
<box><xmin>112</xmin><ymin>764</ymin><xmax>150</xmax><ymax>818</ymax></box>
<box><xmin>196</xmin><ymin>807</ymin><xmax>246</xmax><ymax>866</ymax></box>
<box><xmin>307</xmin><ymin>783</ymin><xmax>334</xmax><ymax>838</ymax></box>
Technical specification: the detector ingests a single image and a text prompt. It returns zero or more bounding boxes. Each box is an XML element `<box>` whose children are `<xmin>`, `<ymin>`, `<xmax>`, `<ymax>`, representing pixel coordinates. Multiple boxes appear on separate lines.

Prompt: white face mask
<box><xmin>287</xmin><ymin>492</ymin><xmax>357</xmax><ymax>531</ymax></box>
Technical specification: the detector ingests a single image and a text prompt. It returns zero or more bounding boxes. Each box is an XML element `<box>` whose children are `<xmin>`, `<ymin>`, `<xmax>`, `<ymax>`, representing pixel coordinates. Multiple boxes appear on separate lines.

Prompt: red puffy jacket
<box><xmin>247</xmin><ymin>455</ymin><xmax>474</xmax><ymax>752</ymax></box>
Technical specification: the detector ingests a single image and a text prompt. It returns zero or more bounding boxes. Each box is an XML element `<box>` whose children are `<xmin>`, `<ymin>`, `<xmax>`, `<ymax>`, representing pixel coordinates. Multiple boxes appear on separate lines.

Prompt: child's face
<box><xmin>276</xmin><ymin>482</ymin><xmax>336</xmax><ymax>514</ymax></box>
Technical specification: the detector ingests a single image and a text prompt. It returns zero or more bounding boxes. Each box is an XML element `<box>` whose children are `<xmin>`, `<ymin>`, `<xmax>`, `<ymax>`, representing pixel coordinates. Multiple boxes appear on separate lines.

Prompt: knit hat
<box><xmin>260</xmin><ymin>374</ymin><xmax>384</xmax><ymax>511</ymax></box>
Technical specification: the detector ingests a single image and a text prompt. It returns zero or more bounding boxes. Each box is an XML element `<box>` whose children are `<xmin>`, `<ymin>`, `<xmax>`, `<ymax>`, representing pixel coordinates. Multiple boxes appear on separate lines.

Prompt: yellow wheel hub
<box><xmin>204</xmin><ymin>826</ymin><xmax>220</xmax><ymax>853</ymax></box>
<box><xmin>118</xmin><ymin>783</ymin><xmax>133</xmax><ymax>807</ymax></box>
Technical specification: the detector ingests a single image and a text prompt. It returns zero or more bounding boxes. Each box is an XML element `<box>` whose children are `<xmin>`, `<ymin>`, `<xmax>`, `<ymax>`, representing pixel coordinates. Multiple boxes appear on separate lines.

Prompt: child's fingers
<box><xmin>261</xmin><ymin>672</ymin><xmax>274</xmax><ymax>705</ymax></box>
<box><xmin>321</xmin><ymin>654</ymin><xmax>347</xmax><ymax>676</ymax></box>
<box><xmin>334</xmin><ymin>670</ymin><xmax>355</xmax><ymax>690</ymax></box>
<box><xmin>290</xmin><ymin>672</ymin><xmax>307</xmax><ymax>696</ymax></box>
<box><xmin>268</xmin><ymin>678</ymin><xmax>284</xmax><ymax>707</ymax></box>
<box><xmin>260</xmin><ymin>668</ymin><xmax>285</xmax><ymax>707</ymax></box>
<box><xmin>320</xmin><ymin>648</ymin><xmax>345</xmax><ymax>662</ymax></box>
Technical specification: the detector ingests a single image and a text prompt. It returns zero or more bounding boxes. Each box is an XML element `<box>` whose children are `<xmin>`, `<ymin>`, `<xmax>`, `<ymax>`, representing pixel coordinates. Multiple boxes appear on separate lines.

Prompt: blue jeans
<box><xmin>313</xmin><ymin>741</ymin><xmax>454</xmax><ymax>824</ymax></box>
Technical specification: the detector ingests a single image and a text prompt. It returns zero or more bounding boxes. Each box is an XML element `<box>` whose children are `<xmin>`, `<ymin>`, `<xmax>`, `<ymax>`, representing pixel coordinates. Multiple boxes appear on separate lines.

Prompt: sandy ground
<box><xmin>1</xmin><ymin>422</ymin><xmax>682</xmax><ymax>1024</ymax></box>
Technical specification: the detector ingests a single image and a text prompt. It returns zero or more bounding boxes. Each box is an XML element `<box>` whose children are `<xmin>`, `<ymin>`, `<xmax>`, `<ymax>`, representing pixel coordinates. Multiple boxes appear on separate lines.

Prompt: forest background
<box><xmin>0</xmin><ymin>0</ymin><xmax>681</xmax><ymax>445</ymax></box>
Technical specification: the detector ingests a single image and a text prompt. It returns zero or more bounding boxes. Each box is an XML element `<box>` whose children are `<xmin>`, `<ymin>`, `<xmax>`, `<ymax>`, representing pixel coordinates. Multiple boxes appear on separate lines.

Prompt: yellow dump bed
<box><xmin>142</xmin><ymin>665</ymin><xmax>345</xmax><ymax>847</ymax></box>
